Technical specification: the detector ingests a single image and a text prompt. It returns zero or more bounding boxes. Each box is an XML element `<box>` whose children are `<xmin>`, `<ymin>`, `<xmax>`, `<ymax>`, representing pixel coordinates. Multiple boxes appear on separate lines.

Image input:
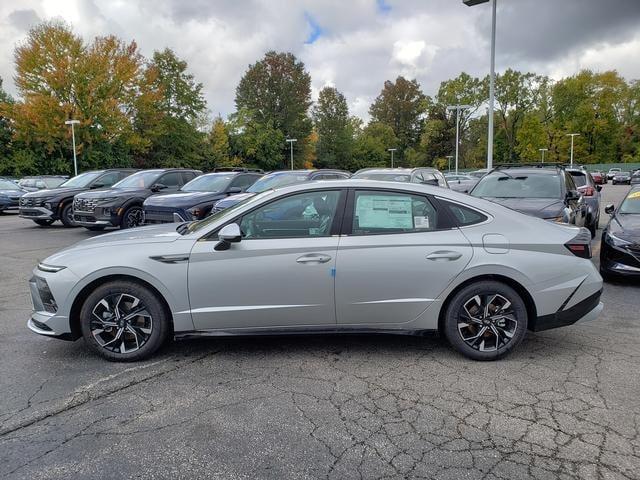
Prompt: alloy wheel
<box><xmin>125</xmin><ymin>208</ymin><xmax>143</xmax><ymax>228</ymax></box>
<box><xmin>90</xmin><ymin>293</ymin><xmax>153</xmax><ymax>354</ymax></box>
<box><xmin>457</xmin><ymin>293</ymin><xmax>518</xmax><ymax>352</ymax></box>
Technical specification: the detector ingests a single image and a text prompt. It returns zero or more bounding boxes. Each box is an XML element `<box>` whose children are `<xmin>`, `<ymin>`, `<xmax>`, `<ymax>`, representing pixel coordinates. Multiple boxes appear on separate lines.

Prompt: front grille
<box><xmin>144</xmin><ymin>209</ymin><xmax>175</xmax><ymax>223</ymax></box>
<box><xmin>74</xmin><ymin>197</ymin><xmax>98</xmax><ymax>213</ymax></box>
<box><xmin>20</xmin><ymin>197</ymin><xmax>45</xmax><ymax>207</ymax></box>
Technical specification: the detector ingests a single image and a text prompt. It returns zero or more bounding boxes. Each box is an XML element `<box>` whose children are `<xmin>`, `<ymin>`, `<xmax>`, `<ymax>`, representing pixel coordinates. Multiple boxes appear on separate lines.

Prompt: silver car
<box><xmin>28</xmin><ymin>180</ymin><xmax>603</xmax><ymax>362</ymax></box>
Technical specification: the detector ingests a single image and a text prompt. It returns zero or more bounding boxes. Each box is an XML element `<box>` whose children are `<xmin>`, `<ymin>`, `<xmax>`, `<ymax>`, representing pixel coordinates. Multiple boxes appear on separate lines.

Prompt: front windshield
<box><xmin>617</xmin><ymin>171</ymin><xmax>631</xmax><ymax>176</ymax></box>
<box><xmin>184</xmin><ymin>190</ymin><xmax>273</xmax><ymax>234</ymax></box>
<box><xmin>471</xmin><ymin>172</ymin><xmax>562</xmax><ymax>198</ymax></box>
<box><xmin>59</xmin><ymin>171</ymin><xmax>102</xmax><ymax>188</ymax></box>
<box><xmin>113</xmin><ymin>170</ymin><xmax>162</xmax><ymax>189</ymax></box>
<box><xmin>352</xmin><ymin>172</ymin><xmax>411</xmax><ymax>182</ymax></box>
<box><xmin>182</xmin><ymin>174</ymin><xmax>233</xmax><ymax>192</ymax></box>
<box><xmin>247</xmin><ymin>173</ymin><xmax>309</xmax><ymax>193</ymax></box>
<box><xmin>619</xmin><ymin>190</ymin><xmax>640</xmax><ymax>214</ymax></box>
<box><xmin>0</xmin><ymin>179</ymin><xmax>20</xmax><ymax>190</ymax></box>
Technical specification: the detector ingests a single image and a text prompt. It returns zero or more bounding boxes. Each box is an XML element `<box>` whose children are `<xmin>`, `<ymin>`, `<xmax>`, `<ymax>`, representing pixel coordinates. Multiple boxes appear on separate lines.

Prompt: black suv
<box><xmin>73</xmin><ymin>168</ymin><xmax>202</xmax><ymax>230</ymax></box>
<box><xmin>143</xmin><ymin>169</ymin><xmax>263</xmax><ymax>224</ymax></box>
<box><xmin>469</xmin><ymin>163</ymin><xmax>588</xmax><ymax>227</ymax></box>
<box><xmin>19</xmin><ymin>169</ymin><xmax>138</xmax><ymax>227</ymax></box>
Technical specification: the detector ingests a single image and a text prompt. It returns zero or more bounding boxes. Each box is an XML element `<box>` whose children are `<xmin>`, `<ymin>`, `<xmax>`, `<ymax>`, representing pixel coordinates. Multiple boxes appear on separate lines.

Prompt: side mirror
<box><xmin>605</xmin><ymin>204</ymin><xmax>615</xmax><ymax>215</ymax></box>
<box><xmin>215</xmin><ymin>223</ymin><xmax>242</xmax><ymax>251</ymax></box>
<box><xmin>596</xmin><ymin>185</ymin><xmax>602</xmax><ymax>192</ymax></box>
<box><xmin>227</xmin><ymin>187</ymin><xmax>242</xmax><ymax>194</ymax></box>
<box><xmin>151</xmin><ymin>183</ymin><xmax>167</xmax><ymax>192</ymax></box>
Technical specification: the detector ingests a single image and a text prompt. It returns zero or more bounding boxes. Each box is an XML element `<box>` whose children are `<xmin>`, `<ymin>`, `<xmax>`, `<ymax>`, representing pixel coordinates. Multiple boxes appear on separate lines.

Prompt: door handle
<box><xmin>296</xmin><ymin>253</ymin><xmax>332</xmax><ymax>264</ymax></box>
<box><xmin>426</xmin><ymin>251</ymin><xmax>463</xmax><ymax>261</ymax></box>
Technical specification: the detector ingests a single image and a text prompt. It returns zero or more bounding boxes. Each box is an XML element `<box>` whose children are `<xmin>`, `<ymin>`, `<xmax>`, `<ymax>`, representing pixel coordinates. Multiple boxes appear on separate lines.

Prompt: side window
<box><xmin>439</xmin><ymin>199</ymin><xmax>488</xmax><ymax>227</ymax></box>
<box><xmin>351</xmin><ymin>191</ymin><xmax>438</xmax><ymax>235</ymax></box>
<box><xmin>182</xmin><ymin>171</ymin><xmax>197</xmax><ymax>184</ymax></box>
<box><xmin>231</xmin><ymin>175</ymin><xmax>258</xmax><ymax>191</ymax></box>
<box><xmin>94</xmin><ymin>172</ymin><xmax>120</xmax><ymax>187</ymax></box>
<box><xmin>159</xmin><ymin>172</ymin><xmax>182</xmax><ymax>188</ymax></box>
<box><xmin>239</xmin><ymin>190</ymin><xmax>341</xmax><ymax>239</ymax></box>
<box><xmin>566</xmin><ymin>173</ymin><xmax>576</xmax><ymax>191</ymax></box>
<box><xmin>412</xmin><ymin>173</ymin><xmax>424</xmax><ymax>183</ymax></box>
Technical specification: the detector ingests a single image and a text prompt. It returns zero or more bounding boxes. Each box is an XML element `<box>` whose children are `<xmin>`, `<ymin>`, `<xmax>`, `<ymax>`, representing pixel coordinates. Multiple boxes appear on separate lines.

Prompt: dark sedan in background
<box><xmin>143</xmin><ymin>169</ymin><xmax>262</xmax><ymax>223</ymax></box>
<box><xmin>612</xmin><ymin>171</ymin><xmax>632</xmax><ymax>185</ymax></box>
<box><xmin>0</xmin><ymin>178</ymin><xmax>27</xmax><ymax>213</ymax></box>
<box><xmin>469</xmin><ymin>163</ymin><xmax>588</xmax><ymax>230</ymax></box>
<box><xmin>600</xmin><ymin>187</ymin><xmax>640</xmax><ymax>280</ymax></box>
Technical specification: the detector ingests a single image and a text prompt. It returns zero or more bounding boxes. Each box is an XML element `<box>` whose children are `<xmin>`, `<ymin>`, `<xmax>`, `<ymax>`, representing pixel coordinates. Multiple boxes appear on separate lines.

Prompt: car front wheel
<box><xmin>443</xmin><ymin>281</ymin><xmax>528</xmax><ymax>361</ymax></box>
<box><xmin>79</xmin><ymin>281</ymin><xmax>170</xmax><ymax>361</ymax></box>
<box><xmin>60</xmin><ymin>203</ymin><xmax>77</xmax><ymax>228</ymax></box>
<box><xmin>121</xmin><ymin>206</ymin><xmax>144</xmax><ymax>229</ymax></box>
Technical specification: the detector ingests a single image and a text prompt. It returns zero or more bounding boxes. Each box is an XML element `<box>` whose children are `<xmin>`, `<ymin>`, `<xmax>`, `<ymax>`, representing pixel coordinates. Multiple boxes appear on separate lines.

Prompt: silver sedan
<box><xmin>28</xmin><ymin>180</ymin><xmax>603</xmax><ymax>362</ymax></box>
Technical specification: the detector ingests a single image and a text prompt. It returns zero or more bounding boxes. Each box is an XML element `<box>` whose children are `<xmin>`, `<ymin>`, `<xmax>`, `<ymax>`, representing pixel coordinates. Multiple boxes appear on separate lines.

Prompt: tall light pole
<box><xmin>446</xmin><ymin>155</ymin><xmax>454</xmax><ymax>173</ymax></box>
<box><xmin>464</xmin><ymin>0</ymin><xmax>496</xmax><ymax>170</ymax></box>
<box><xmin>387</xmin><ymin>148</ymin><xmax>397</xmax><ymax>168</ymax></box>
<box><xmin>64</xmin><ymin>119</ymin><xmax>80</xmax><ymax>176</ymax></box>
<box><xmin>286</xmin><ymin>138</ymin><xmax>297</xmax><ymax>170</ymax></box>
<box><xmin>566</xmin><ymin>133</ymin><xmax>580</xmax><ymax>166</ymax></box>
<box><xmin>539</xmin><ymin>148</ymin><xmax>548</xmax><ymax>163</ymax></box>
<box><xmin>447</xmin><ymin>104</ymin><xmax>471</xmax><ymax>174</ymax></box>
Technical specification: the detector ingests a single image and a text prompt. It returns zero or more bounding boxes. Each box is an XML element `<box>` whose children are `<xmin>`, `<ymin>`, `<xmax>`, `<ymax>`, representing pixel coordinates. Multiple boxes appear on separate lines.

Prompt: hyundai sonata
<box><xmin>28</xmin><ymin>180</ymin><xmax>603</xmax><ymax>362</ymax></box>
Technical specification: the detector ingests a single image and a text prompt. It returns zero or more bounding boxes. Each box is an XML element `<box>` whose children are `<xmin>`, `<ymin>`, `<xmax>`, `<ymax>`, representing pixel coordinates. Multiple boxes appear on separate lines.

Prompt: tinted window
<box><xmin>569</xmin><ymin>172</ymin><xmax>587</xmax><ymax>187</ymax></box>
<box><xmin>471</xmin><ymin>172</ymin><xmax>562</xmax><ymax>199</ymax></box>
<box><xmin>159</xmin><ymin>172</ymin><xmax>182</xmax><ymax>188</ymax></box>
<box><xmin>440</xmin><ymin>200</ymin><xmax>488</xmax><ymax>227</ymax></box>
<box><xmin>240</xmin><ymin>190</ymin><xmax>341</xmax><ymax>239</ymax></box>
<box><xmin>231</xmin><ymin>174</ymin><xmax>260</xmax><ymax>190</ymax></box>
<box><xmin>94</xmin><ymin>172</ymin><xmax>120</xmax><ymax>187</ymax></box>
<box><xmin>351</xmin><ymin>191</ymin><xmax>438</xmax><ymax>235</ymax></box>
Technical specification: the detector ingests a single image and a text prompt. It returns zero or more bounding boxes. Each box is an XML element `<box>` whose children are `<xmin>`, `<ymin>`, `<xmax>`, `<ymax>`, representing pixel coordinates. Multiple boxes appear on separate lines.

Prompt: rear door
<box><xmin>335</xmin><ymin>188</ymin><xmax>473</xmax><ymax>326</ymax></box>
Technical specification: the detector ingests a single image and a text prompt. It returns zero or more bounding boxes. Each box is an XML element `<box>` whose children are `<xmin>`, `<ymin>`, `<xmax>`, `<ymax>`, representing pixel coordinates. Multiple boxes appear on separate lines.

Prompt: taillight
<box><xmin>579</xmin><ymin>186</ymin><xmax>594</xmax><ymax>196</ymax></box>
<box><xmin>565</xmin><ymin>228</ymin><xmax>592</xmax><ymax>258</ymax></box>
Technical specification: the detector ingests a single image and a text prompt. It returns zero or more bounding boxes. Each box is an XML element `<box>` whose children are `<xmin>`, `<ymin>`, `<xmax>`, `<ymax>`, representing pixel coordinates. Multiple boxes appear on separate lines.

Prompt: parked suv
<box><xmin>352</xmin><ymin>167</ymin><xmax>449</xmax><ymax>187</ymax></box>
<box><xmin>73</xmin><ymin>168</ymin><xmax>201</xmax><ymax>230</ymax></box>
<box><xmin>19</xmin><ymin>169</ymin><xmax>137</xmax><ymax>227</ymax></box>
<box><xmin>567</xmin><ymin>167</ymin><xmax>601</xmax><ymax>237</ymax></box>
<box><xmin>211</xmin><ymin>169</ymin><xmax>351</xmax><ymax>213</ymax></box>
<box><xmin>143</xmin><ymin>169</ymin><xmax>263</xmax><ymax>224</ymax></box>
<box><xmin>18</xmin><ymin>175</ymin><xmax>68</xmax><ymax>192</ymax></box>
<box><xmin>469</xmin><ymin>163</ymin><xmax>588</xmax><ymax>228</ymax></box>
<box><xmin>0</xmin><ymin>178</ymin><xmax>28</xmax><ymax>213</ymax></box>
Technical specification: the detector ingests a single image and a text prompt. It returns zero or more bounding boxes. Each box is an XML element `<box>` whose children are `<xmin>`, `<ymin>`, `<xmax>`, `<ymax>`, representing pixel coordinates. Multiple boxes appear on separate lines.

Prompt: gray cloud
<box><xmin>8</xmin><ymin>9</ymin><xmax>40</xmax><ymax>31</ymax></box>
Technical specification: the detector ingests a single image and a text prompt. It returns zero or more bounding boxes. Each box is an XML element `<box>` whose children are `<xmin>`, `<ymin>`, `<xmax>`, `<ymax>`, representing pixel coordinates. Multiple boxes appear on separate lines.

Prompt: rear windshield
<box><xmin>569</xmin><ymin>172</ymin><xmax>587</xmax><ymax>187</ymax></box>
<box><xmin>471</xmin><ymin>172</ymin><xmax>562</xmax><ymax>199</ymax></box>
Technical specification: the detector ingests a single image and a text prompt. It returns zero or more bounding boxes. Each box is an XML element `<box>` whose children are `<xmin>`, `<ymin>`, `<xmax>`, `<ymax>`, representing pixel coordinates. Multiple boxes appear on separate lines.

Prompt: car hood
<box><xmin>23</xmin><ymin>186</ymin><xmax>89</xmax><ymax>198</ymax></box>
<box><xmin>76</xmin><ymin>187</ymin><xmax>147</xmax><ymax>199</ymax></box>
<box><xmin>145</xmin><ymin>191</ymin><xmax>224</xmax><ymax>208</ymax></box>
<box><xmin>0</xmin><ymin>189</ymin><xmax>25</xmax><ymax>197</ymax></box>
<box><xmin>609</xmin><ymin>214</ymin><xmax>640</xmax><ymax>242</ymax></box>
<box><xmin>481</xmin><ymin>197</ymin><xmax>563</xmax><ymax>218</ymax></box>
<box><xmin>216</xmin><ymin>191</ymin><xmax>256</xmax><ymax>206</ymax></box>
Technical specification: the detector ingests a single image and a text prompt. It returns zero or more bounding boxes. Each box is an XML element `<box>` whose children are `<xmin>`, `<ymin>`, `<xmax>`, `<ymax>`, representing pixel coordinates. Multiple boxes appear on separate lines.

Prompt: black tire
<box><xmin>85</xmin><ymin>226</ymin><xmax>106</xmax><ymax>231</ymax></box>
<box><xmin>443</xmin><ymin>281</ymin><xmax>528</xmax><ymax>361</ymax></box>
<box><xmin>59</xmin><ymin>203</ymin><xmax>77</xmax><ymax>228</ymax></box>
<box><xmin>34</xmin><ymin>219</ymin><xmax>54</xmax><ymax>226</ymax></box>
<box><xmin>79</xmin><ymin>280</ymin><xmax>170</xmax><ymax>361</ymax></box>
<box><xmin>588</xmin><ymin>214</ymin><xmax>598</xmax><ymax>238</ymax></box>
<box><xmin>121</xmin><ymin>205</ymin><xmax>143</xmax><ymax>229</ymax></box>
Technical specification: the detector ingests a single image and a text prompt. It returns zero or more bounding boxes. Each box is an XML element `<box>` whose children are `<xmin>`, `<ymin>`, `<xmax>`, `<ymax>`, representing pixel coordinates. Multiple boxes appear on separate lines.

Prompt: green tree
<box><xmin>206</xmin><ymin>116</ymin><xmax>231</xmax><ymax>170</ymax></box>
<box><xmin>350</xmin><ymin>122</ymin><xmax>399</xmax><ymax>171</ymax></box>
<box><xmin>312</xmin><ymin>86</ymin><xmax>354</xmax><ymax>169</ymax></box>
<box><xmin>515</xmin><ymin>114</ymin><xmax>546</xmax><ymax>160</ymax></box>
<box><xmin>369</xmin><ymin>76</ymin><xmax>426</xmax><ymax>162</ymax></box>
<box><xmin>228</xmin><ymin>109</ymin><xmax>285</xmax><ymax>170</ymax></box>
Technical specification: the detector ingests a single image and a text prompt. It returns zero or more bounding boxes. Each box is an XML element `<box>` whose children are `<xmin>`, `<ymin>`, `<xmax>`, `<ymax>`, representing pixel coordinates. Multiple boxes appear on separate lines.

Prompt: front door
<box><xmin>187</xmin><ymin>189</ymin><xmax>344</xmax><ymax>330</ymax></box>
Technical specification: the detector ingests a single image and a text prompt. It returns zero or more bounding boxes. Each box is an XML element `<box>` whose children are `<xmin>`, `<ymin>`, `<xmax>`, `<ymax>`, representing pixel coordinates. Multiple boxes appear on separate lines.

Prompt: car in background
<box><xmin>469</xmin><ymin>163</ymin><xmax>587</xmax><ymax>229</ymax></box>
<box><xmin>600</xmin><ymin>186</ymin><xmax>640</xmax><ymax>280</ymax></box>
<box><xmin>18</xmin><ymin>176</ymin><xmax>68</xmax><ymax>192</ymax></box>
<box><xmin>629</xmin><ymin>170</ymin><xmax>640</xmax><ymax>185</ymax></box>
<box><xmin>607</xmin><ymin>168</ymin><xmax>621</xmax><ymax>180</ymax></box>
<box><xmin>444</xmin><ymin>173</ymin><xmax>478</xmax><ymax>193</ymax></box>
<box><xmin>211</xmin><ymin>169</ymin><xmax>350</xmax><ymax>214</ymax></box>
<box><xmin>28</xmin><ymin>179</ymin><xmax>602</xmax><ymax>362</ymax></box>
<box><xmin>352</xmin><ymin>168</ymin><xmax>448</xmax><ymax>187</ymax></box>
<box><xmin>468</xmin><ymin>169</ymin><xmax>489</xmax><ymax>179</ymax></box>
<box><xmin>73</xmin><ymin>168</ymin><xmax>202</xmax><ymax>230</ymax></box>
<box><xmin>19</xmin><ymin>169</ymin><xmax>138</xmax><ymax>227</ymax></box>
<box><xmin>590</xmin><ymin>170</ymin><xmax>606</xmax><ymax>185</ymax></box>
<box><xmin>567</xmin><ymin>167</ymin><xmax>601</xmax><ymax>237</ymax></box>
<box><xmin>0</xmin><ymin>178</ymin><xmax>28</xmax><ymax>213</ymax></box>
<box><xmin>612</xmin><ymin>171</ymin><xmax>632</xmax><ymax>185</ymax></box>
<box><xmin>143</xmin><ymin>169</ymin><xmax>263</xmax><ymax>224</ymax></box>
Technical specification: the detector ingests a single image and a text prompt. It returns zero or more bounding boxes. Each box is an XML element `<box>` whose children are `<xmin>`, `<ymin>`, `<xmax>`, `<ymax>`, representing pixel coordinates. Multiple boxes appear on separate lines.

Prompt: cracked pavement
<box><xmin>1</xmin><ymin>185</ymin><xmax>639</xmax><ymax>479</ymax></box>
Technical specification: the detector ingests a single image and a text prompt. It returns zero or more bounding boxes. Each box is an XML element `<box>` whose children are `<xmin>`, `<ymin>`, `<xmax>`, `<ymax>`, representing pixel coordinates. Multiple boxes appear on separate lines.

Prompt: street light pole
<box><xmin>446</xmin><ymin>104</ymin><xmax>471</xmax><ymax>175</ymax></box>
<box><xmin>286</xmin><ymin>138</ymin><xmax>297</xmax><ymax>170</ymax></box>
<box><xmin>463</xmin><ymin>0</ymin><xmax>497</xmax><ymax>170</ymax></box>
<box><xmin>446</xmin><ymin>155</ymin><xmax>454</xmax><ymax>173</ymax></box>
<box><xmin>539</xmin><ymin>148</ymin><xmax>548</xmax><ymax>163</ymax></box>
<box><xmin>387</xmin><ymin>148</ymin><xmax>397</xmax><ymax>168</ymax></box>
<box><xmin>64</xmin><ymin>119</ymin><xmax>80</xmax><ymax>176</ymax></box>
<box><xmin>566</xmin><ymin>134</ymin><xmax>580</xmax><ymax>166</ymax></box>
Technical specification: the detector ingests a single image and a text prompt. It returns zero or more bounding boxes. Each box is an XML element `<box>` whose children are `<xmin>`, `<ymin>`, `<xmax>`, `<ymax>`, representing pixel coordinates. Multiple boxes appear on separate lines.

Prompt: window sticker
<box><xmin>414</xmin><ymin>216</ymin><xmax>430</xmax><ymax>229</ymax></box>
<box><xmin>356</xmin><ymin>195</ymin><xmax>413</xmax><ymax>229</ymax></box>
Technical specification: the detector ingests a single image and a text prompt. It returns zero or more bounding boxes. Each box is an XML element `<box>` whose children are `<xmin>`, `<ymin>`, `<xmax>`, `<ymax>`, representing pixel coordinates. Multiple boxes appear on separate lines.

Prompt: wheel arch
<box><xmin>68</xmin><ymin>274</ymin><xmax>174</xmax><ymax>340</ymax></box>
<box><xmin>436</xmin><ymin>274</ymin><xmax>538</xmax><ymax>335</ymax></box>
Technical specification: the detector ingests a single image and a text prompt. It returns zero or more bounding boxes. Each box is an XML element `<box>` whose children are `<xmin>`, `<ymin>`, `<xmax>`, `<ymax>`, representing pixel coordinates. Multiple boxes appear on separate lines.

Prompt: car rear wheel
<box><xmin>60</xmin><ymin>203</ymin><xmax>77</xmax><ymax>228</ymax></box>
<box><xmin>80</xmin><ymin>281</ymin><xmax>170</xmax><ymax>361</ymax></box>
<box><xmin>121</xmin><ymin>206</ymin><xmax>143</xmax><ymax>229</ymax></box>
<box><xmin>443</xmin><ymin>281</ymin><xmax>528</xmax><ymax>361</ymax></box>
<box><xmin>34</xmin><ymin>219</ymin><xmax>54</xmax><ymax>227</ymax></box>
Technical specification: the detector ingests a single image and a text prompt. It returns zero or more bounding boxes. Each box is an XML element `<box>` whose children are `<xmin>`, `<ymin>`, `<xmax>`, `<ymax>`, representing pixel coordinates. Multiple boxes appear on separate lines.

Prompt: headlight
<box><xmin>187</xmin><ymin>206</ymin><xmax>204</xmax><ymax>219</ymax></box>
<box><xmin>605</xmin><ymin>231</ymin><xmax>632</xmax><ymax>247</ymax></box>
<box><xmin>37</xmin><ymin>263</ymin><xmax>66</xmax><ymax>273</ymax></box>
<box><xmin>44</xmin><ymin>202</ymin><xmax>53</xmax><ymax>210</ymax></box>
<box><xmin>545</xmin><ymin>215</ymin><xmax>565</xmax><ymax>223</ymax></box>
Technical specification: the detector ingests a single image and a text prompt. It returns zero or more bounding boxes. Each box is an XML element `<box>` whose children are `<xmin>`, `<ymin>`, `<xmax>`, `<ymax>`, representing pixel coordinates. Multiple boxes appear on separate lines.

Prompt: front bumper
<box><xmin>73</xmin><ymin>207</ymin><xmax>119</xmax><ymax>227</ymax></box>
<box><xmin>144</xmin><ymin>207</ymin><xmax>190</xmax><ymax>224</ymax></box>
<box><xmin>529</xmin><ymin>290</ymin><xmax>603</xmax><ymax>331</ymax></box>
<box><xmin>19</xmin><ymin>206</ymin><xmax>56</xmax><ymax>220</ymax></box>
<box><xmin>600</xmin><ymin>239</ymin><xmax>640</xmax><ymax>277</ymax></box>
<box><xmin>27</xmin><ymin>270</ymin><xmax>80</xmax><ymax>341</ymax></box>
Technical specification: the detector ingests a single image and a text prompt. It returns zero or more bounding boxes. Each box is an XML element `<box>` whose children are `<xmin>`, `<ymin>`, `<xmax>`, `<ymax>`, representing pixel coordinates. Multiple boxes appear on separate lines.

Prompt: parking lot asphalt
<box><xmin>1</xmin><ymin>184</ymin><xmax>639</xmax><ymax>480</ymax></box>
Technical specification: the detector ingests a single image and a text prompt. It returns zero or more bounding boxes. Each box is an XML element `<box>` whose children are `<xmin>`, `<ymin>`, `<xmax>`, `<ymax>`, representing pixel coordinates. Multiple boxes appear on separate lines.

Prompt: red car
<box><xmin>591</xmin><ymin>170</ymin><xmax>606</xmax><ymax>185</ymax></box>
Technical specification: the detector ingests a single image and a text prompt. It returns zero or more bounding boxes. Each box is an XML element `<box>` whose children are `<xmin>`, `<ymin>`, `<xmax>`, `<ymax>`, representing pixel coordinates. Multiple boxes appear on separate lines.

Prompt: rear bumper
<box><xmin>529</xmin><ymin>289</ymin><xmax>602</xmax><ymax>331</ymax></box>
<box><xmin>19</xmin><ymin>206</ymin><xmax>56</xmax><ymax>220</ymax></box>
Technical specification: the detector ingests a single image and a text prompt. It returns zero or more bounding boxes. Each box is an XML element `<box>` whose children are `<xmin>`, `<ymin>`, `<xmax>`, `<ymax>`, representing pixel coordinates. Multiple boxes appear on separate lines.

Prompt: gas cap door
<box><xmin>483</xmin><ymin>233</ymin><xmax>509</xmax><ymax>254</ymax></box>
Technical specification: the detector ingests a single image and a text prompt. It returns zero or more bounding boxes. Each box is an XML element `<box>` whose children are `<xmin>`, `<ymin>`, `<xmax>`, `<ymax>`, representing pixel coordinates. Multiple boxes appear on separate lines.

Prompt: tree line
<box><xmin>0</xmin><ymin>21</ymin><xmax>639</xmax><ymax>177</ymax></box>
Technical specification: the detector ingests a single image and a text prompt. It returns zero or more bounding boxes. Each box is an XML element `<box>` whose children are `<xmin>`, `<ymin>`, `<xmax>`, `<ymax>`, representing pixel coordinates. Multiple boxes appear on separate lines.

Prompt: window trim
<box><xmin>435</xmin><ymin>196</ymin><xmax>492</xmax><ymax>229</ymax></box>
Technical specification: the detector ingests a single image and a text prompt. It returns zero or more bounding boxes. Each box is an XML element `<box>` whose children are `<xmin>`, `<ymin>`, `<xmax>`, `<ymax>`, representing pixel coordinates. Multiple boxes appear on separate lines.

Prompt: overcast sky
<box><xmin>1</xmin><ymin>0</ymin><xmax>640</xmax><ymax>121</ymax></box>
